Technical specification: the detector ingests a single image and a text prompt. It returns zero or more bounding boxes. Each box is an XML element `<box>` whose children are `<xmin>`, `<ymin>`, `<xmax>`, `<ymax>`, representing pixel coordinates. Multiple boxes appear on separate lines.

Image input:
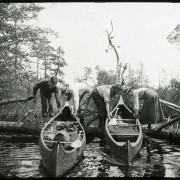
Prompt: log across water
<box><xmin>1</xmin><ymin>120</ymin><xmax>180</xmax><ymax>142</ymax></box>
<box><xmin>0</xmin><ymin>122</ymin><xmax>167</xmax><ymax>141</ymax></box>
<box><xmin>0</xmin><ymin>122</ymin><xmax>104</xmax><ymax>140</ymax></box>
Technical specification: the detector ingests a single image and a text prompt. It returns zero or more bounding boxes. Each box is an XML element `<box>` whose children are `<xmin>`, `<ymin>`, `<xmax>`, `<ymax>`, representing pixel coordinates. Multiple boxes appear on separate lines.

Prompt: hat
<box><xmin>50</xmin><ymin>76</ymin><xmax>58</xmax><ymax>84</ymax></box>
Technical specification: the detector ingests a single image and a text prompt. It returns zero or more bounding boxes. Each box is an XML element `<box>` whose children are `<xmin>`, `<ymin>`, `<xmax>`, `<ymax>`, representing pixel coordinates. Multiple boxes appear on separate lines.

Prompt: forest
<box><xmin>1</xmin><ymin>3</ymin><xmax>180</xmax><ymax>129</ymax></box>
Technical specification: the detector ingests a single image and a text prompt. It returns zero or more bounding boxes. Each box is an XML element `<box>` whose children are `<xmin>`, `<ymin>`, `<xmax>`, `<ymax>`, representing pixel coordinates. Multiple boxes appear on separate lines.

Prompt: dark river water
<box><xmin>1</xmin><ymin>137</ymin><xmax>180</xmax><ymax>177</ymax></box>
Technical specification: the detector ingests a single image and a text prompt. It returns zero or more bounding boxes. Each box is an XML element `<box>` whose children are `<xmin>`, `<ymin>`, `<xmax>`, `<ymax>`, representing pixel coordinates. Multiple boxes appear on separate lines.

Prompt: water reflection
<box><xmin>66</xmin><ymin>139</ymin><xmax>148</xmax><ymax>177</ymax></box>
<box><xmin>0</xmin><ymin>138</ymin><xmax>180</xmax><ymax>177</ymax></box>
<box><xmin>0</xmin><ymin>141</ymin><xmax>41</xmax><ymax>178</ymax></box>
<box><xmin>144</xmin><ymin>139</ymin><xmax>165</xmax><ymax>177</ymax></box>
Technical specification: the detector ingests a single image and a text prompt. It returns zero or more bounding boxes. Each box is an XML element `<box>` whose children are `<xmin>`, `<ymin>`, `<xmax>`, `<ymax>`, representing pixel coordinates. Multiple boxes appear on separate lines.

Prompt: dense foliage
<box><xmin>0</xmin><ymin>3</ymin><xmax>67</xmax><ymax>123</ymax></box>
<box><xmin>0</xmin><ymin>3</ymin><xmax>67</xmax><ymax>99</ymax></box>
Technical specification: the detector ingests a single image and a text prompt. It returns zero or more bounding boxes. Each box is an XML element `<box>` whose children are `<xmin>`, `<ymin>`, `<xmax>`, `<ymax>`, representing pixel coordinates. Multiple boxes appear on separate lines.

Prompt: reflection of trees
<box><xmin>144</xmin><ymin>139</ymin><xmax>165</xmax><ymax>177</ymax></box>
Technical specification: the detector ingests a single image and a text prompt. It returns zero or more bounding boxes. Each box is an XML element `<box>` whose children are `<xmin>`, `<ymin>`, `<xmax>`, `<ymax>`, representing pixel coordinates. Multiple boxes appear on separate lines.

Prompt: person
<box><xmin>32</xmin><ymin>76</ymin><xmax>61</xmax><ymax>118</ymax></box>
<box><xmin>60</xmin><ymin>83</ymin><xmax>93</xmax><ymax>125</ymax></box>
<box><xmin>91</xmin><ymin>84</ymin><xmax>123</xmax><ymax>129</ymax></box>
<box><xmin>125</xmin><ymin>87</ymin><xmax>164</xmax><ymax>129</ymax></box>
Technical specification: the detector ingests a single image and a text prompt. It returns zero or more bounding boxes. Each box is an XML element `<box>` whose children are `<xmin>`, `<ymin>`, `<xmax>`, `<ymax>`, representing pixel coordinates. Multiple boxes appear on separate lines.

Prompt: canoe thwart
<box><xmin>43</xmin><ymin>131</ymin><xmax>77</xmax><ymax>134</ymax></box>
<box><xmin>116</xmin><ymin>119</ymin><xmax>135</xmax><ymax>121</ymax></box>
<box><xmin>109</xmin><ymin>124</ymin><xmax>141</xmax><ymax>127</ymax></box>
<box><xmin>111</xmin><ymin>133</ymin><xmax>139</xmax><ymax>136</ymax></box>
<box><xmin>44</xmin><ymin>140</ymin><xmax>73</xmax><ymax>144</ymax></box>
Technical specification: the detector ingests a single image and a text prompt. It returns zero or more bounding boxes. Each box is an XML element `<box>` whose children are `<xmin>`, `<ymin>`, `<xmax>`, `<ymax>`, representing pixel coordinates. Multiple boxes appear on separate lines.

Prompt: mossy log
<box><xmin>3</xmin><ymin>123</ymin><xmax>179</xmax><ymax>142</ymax></box>
<box><xmin>155</xmin><ymin>116</ymin><xmax>180</xmax><ymax>131</ymax></box>
<box><xmin>1</xmin><ymin>116</ymin><xmax>180</xmax><ymax>142</ymax></box>
<box><xmin>0</xmin><ymin>96</ymin><xmax>34</xmax><ymax>106</ymax></box>
<box><xmin>143</xmin><ymin>116</ymin><xmax>180</xmax><ymax>141</ymax></box>
<box><xmin>0</xmin><ymin>123</ymin><xmax>104</xmax><ymax>140</ymax></box>
<box><xmin>145</xmin><ymin>128</ymin><xmax>180</xmax><ymax>142</ymax></box>
<box><xmin>0</xmin><ymin>124</ymin><xmax>41</xmax><ymax>137</ymax></box>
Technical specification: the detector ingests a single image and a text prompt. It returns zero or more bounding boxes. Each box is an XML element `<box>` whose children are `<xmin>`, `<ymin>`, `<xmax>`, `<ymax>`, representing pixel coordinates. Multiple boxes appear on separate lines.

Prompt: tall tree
<box><xmin>76</xmin><ymin>67</ymin><xmax>94</xmax><ymax>84</ymax></box>
<box><xmin>167</xmin><ymin>24</ymin><xmax>180</xmax><ymax>46</ymax></box>
<box><xmin>49</xmin><ymin>46</ymin><xmax>67</xmax><ymax>78</ymax></box>
<box><xmin>1</xmin><ymin>3</ymin><xmax>44</xmax><ymax>76</ymax></box>
<box><xmin>0</xmin><ymin>3</ymin><xmax>63</xmax><ymax>99</ymax></box>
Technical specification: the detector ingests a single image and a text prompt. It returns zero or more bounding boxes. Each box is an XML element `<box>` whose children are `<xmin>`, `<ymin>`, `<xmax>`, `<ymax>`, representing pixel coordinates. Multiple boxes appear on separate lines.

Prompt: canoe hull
<box><xmin>105</xmin><ymin>120</ymin><xmax>143</xmax><ymax>165</ymax></box>
<box><xmin>105</xmin><ymin>96</ymin><xmax>143</xmax><ymax>165</ymax></box>
<box><xmin>39</xmin><ymin>105</ymin><xmax>86</xmax><ymax>177</ymax></box>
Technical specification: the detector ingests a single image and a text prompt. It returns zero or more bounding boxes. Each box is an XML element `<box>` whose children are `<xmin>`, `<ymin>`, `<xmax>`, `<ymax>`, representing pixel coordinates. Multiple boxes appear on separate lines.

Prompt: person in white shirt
<box><xmin>125</xmin><ymin>87</ymin><xmax>164</xmax><ymax>129</ymax></box>
<box><xmin>91</xmin><ymin>84</ymin><xmax>123</xmax><ymax>130</ymax></box>
<box><xmin>60</xmin><ymin>83</ymin><xmax>92</xmax><ymax>125</ymax></box>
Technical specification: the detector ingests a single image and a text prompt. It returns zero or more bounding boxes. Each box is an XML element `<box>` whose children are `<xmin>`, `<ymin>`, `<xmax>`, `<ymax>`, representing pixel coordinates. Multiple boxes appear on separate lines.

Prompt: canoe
<box><xmin>105</xmin><ymin>96</ymin><xmax>143</xmax><ymax>165</ymax></box>
<box><xmin>39</xmin><ymin>104</ymin><xmax>86</xmax><ymax>177</ymax></box>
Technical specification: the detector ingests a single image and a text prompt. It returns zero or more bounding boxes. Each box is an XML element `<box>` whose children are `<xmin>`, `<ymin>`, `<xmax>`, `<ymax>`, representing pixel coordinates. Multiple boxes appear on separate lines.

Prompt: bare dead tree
<box><xmin>106</xmin><ymin>20</ymin><xmax>127</xmax><ymax>84</ymax></box>
<box><xmin>118</xmin><ymin>62</ymin><xmax>128</xmax><ymax>85</ymax></box>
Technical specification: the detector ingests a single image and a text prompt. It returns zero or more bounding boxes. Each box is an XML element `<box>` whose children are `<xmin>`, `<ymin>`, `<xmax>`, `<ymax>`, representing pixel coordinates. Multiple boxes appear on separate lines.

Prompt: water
<box><xmin>1</xmin><ymin>137</ymin><xmax>180</xmax><ymax>177</ymax></box>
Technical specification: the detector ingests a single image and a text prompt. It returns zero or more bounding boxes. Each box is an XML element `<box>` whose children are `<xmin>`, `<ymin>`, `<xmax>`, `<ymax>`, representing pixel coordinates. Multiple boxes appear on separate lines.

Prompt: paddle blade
<box><xmin>109</xmin><ymin>117</ymin><xmax>117</xmax><ymax>125</ymax></box>
<box><xmin>71</xmin><ymin>131</ymin><xmax>82</xmax><ymax>148</ymax></box>
<box><xmin>71</xmin><ymin>140</ymin><xmax>82</xmax><ymax>148</ymax></box>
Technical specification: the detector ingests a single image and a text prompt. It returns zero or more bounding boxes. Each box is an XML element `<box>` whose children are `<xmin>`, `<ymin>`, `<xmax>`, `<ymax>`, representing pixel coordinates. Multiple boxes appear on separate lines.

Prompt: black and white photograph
<box><xmin>1</xmin><ymin>2</ymin><xmax>180</xmax><ymax>178</ymax></box>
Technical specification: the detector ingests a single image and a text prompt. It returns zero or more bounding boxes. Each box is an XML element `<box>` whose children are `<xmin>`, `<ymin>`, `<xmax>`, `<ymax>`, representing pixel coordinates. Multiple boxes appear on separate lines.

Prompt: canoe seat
<box><xmin>108</xmin><ymin>124</ymin><xmax>141</xmax><ymax>127</ymax></box>
<box><xmin>44</xmin><ymin>140</ymin><xmax>73</xmax><ymax>143</ymax></box>
<box><xmin>118</xmin><ymin>119</ymin><xmax>135</xmax><ymax>121</ymax></box>
<box><xmin>111</xmin><ymin>133</ymin><xmax>139</xmax><ymax>136</ymax></box>
<box><xmin>43</xmin><ymin>131</ymin><xmax>77</xmax><ymax>134</ymax></box>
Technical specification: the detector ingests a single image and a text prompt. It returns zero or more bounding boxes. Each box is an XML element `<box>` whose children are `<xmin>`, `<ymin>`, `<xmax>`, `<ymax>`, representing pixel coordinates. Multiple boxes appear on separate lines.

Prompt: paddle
<box><xmin>109</xmin><ymin>108</ymin><xmax>119</xmax><ymax>125</ymax></box>
<box><xmin>109</xmin><ymin>117</ymin><xmax>118</xmax><ymax>125</ymax></box>
<box><xmin>71</xmin><ymin>131</ymin><xmax>82</xmax><ymax>148</ymax></box>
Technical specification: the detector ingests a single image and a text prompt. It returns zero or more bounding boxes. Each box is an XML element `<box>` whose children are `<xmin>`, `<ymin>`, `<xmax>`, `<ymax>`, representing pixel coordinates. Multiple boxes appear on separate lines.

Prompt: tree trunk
<box><xmin>14</xmin><ymin>19</ymin><xmax>18</xmax><ymax>78</ymax></box>
<box><xmin>160</xmin><ymin>99</ymin><xmax>180</xmax><ymax>111</ymax></box>
<box><xmin>44</xmin><ymin>57</ymin><xmax>47</xmax><ymax>78</ymax></box>
<box><xmin>0</xmin><ymin>123</ymin><xmax>104</xmax><ymax>139</ymax></box>
<box><xmin>145</xmin><ymin>126</ymin><xmax>180</xmax><ymax>141</ymax></box>
<box><xmin>27</xmin><ymin>74</ymin><xmax>31</xmax><ymax>96</ymax></box>
<box><xmin>37</xmin><ymin>57</ymin><xmax>39</xmax><ymax>79</ymax></box>
<box><xmin>0</xmin><ymin>96</ymin><xmax>34</xmax><ymax>106</ymax></box>
<box><xmin>154</xmin><ymin>116</ymin><xmax>180</xmax><ymax>132</ymax></box>
<box><xmin>0</xmin><ymin>125</ymin><xmax>41</xmax><ymax>137</ymax></box>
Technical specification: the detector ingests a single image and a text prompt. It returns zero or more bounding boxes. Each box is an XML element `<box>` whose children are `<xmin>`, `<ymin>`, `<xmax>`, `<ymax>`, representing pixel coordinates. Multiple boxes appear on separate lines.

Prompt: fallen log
<box><xmin>160</xmin><ymin>99</ymin><xmax>180</xmax><ymax>113</ymax></box>
<box><xmin>145</xmin><ymin>127</ymin><xmax>180</xmax><ymax>142</ymax></box>
<box><xmin>0</xmin><ymin>122</ymin><xmax>104</xmax><ymax>139</ymax></box>
<box><xmin>0</xmin><ymin>134</ymin><xmax>39</xmax><ymax>142</ymax></box>
<box><xmin>164</xmin><ymin>104</ymin><xmax>180</xmax><ymax>114</ymax></box>
<box><xmin>154</xmin><ymin>116</ymin><xmax>180</xmax><ymax>132</ymax></box>
<box><xmin>0</xmin><ymin>124</ymin><xmax>41</xmax><ymax>137</ymax></box>
<box><xmin>0</xmin><ymin>96</ymin><xmax>34</xmax><ymax>106</ymax></box>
